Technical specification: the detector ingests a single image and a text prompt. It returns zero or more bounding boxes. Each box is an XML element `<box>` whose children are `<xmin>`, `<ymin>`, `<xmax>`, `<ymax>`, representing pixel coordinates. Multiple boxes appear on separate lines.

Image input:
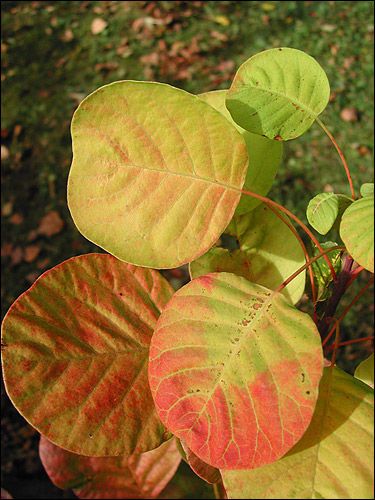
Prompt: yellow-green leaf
<box><xmin>222</xmin><ymin>367</ymin><xmax>374</xmax><ymax>498</ymax></box>
<box><xmin>68</xmin><ymin>81</ymin><xmax>248</xmax><ymax>269</ymax></box>
<box><xmin>340</xmin><ymin>195</ymin><xmax>374</xmax><ymax>272</ymax></box>
<box><xmin>307</xmin><ymin>193</ymin><xmax>352</xmax><ymax>235</ymax></box>
<box><xmin>226</xmin><ymin>48</ymin><xmax>330</xmax><ymax>140</ymax></box>
<box><xmin>199</xmin><ymin>90</ymin><xmax>283</xmax><ymax>215</ymax></box>
<box><xmin>355</xmin><ymin>354</ymin><xmax>374</xmax><ymax>389</ymax></box>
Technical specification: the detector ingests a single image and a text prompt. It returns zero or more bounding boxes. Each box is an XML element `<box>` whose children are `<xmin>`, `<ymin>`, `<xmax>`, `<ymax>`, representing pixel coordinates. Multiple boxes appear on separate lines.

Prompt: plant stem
<box><xmin>316</xmin><ymin>117</ymin><xmax>356</xmax><ymax>200</ymax></box>
<box><xmin>275</xmin><ymin>245</ymin><xmax>345</xmax><ymax>295</ymax></box>
<box><xmin>213</xmin><ymin>483</ymin><xmax>221</xmax><ymax>499</ymax></box>
<box><xmin>240</xmin><ymin>188</ymin><xmax>337</xmax><ymax>280</ymax></box>
<box><xmin>326</xmin><ymin>336</ymin><xmax>374</xmax><ymax>352</ymax></box>
<box><xmin>317</xmin><ymin>255</ymin><xmax>354</xmax><ymax>340</ymax></box>
<box><xmin>266</xmin><ymin>204</ymin><xmax>317</xmax><ymax>305</ymax></box>
<box><xmin>322</xmin><ymin>276</ymin><xmax>374</xmax><ymax>347</ymax></box>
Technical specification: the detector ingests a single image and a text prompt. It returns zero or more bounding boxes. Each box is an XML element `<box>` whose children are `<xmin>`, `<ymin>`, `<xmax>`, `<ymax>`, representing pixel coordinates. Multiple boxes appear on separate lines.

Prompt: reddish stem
<box><xmin>322</xmin><ymin>276</ymin><xmax>374</xmax><ymax>347</ymax></box>
<box><xmin>316</xmin><ymin>117</ymin><xmax>356</xmax><ymax>200</ymax></box>
<box><xmin>240</xmin><ymin>188</ymin><xmax>337</xmax><ymax>280</ymax></box>
<box><xmin>326</xmin><ymin>336</ymin><xmax>374</xmax><ymax>353</ymax></box>
<box><xmin>276</xmin><ymin>245</ymin><xmax>345</xmax><ymax>295</ymax></box>
<box><xmin>266</xmin><ymin>204</ymin><xmax>317</xmax><ymax>306</ymax></box>
<box><xmin>346</xmin><ymin>265</ymin><xmax>366</xmax><ymax>289</ymax></box>
<box><xmin>330</xmin><ymin>322</ymin><xmax>341</xmax><ymax>366</ymax></box>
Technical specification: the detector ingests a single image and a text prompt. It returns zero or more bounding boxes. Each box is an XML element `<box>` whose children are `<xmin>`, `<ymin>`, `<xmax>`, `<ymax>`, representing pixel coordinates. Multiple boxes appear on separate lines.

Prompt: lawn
<box><xmin>1</xmin><ymin>1</ymin><xmax>374</xmax><ymax>498</ymax></box>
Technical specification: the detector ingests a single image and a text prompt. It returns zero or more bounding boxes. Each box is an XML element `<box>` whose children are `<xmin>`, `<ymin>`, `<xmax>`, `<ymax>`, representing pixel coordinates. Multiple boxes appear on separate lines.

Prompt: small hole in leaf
<box><xmin>306</xmin><ymin>391</ymin><xmax>310</xmax><ymax>395</ymax></box>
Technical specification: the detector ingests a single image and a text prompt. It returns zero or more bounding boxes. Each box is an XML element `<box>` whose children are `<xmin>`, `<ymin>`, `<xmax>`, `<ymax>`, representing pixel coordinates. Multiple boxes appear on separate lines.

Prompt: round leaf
<box><xmin>199</xmin><ymin>90</ymin><xmax>283</xmax><ymax>214</ymax></box>
<box><xmin>225</xmin><ymin>203</ymin><xmax>306</xmax><ymax>304</ymax></box>
<box><xmin>306</xmin><ymin>193</ymin><xmax>352</xmax><ymax>235</ymax></box>
<box><xmin>1</xmin><ymin>254</ymin><xmax>174</xmax><ymax>456</ymax></box>
<box><xmin>68</xmin><ymin>81</ymin><xmax>248</xmax><ymax>269</ymax></box>
<box><xmin>39</xmin><ymin>436</ymin><xmax>181</xmax><ymax>499</ymax></box>
<box><xmin>360</xmin><ymin>183</ymin><xmax>374</xmax><ymax>198</ymax></box>
<box><xmin>221</xmin><ymin>367</ymin><xmax>374</xmax><ymax>499</ymax></box>
<box><xmin>355</xmin><ymin>354</ymin><xmax>374</xmax><ymax>389</ymax></box>
<box><xmin>226</xmin><ymin>48</ymin><xmax>330</xmax><ymax>140</ymax></box>
<box><xmin>148</xmin><ymin>273</ymin><xmax>323</xmax><ymax>470</ymax></box>
<box><xmin>340</xmin><ymin>195</ymin><xmax>374</xmax><ymax>272</ymax></box>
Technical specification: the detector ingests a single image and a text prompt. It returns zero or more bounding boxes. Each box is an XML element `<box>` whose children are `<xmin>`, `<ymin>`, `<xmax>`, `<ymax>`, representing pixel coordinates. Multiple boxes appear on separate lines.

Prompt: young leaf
<box><xmin>148</xmin><ymin>273</ymin><xmax>323</xmax><ymax>470</ymax></box>
<box><xmin>226</xmin><ymin>48</ymin><xmax>330</xmax><ymax>140</ymax></box>
<box><xmin>360</xmin><ymin>183</ymin><xmax>374</xmax><ymax>198</ymax></box>
<box><xmin>340</xmin><ymin>195</ymin><xmax>374</xmax><ymax>273</ymax></box>
<box><xmin>1</xmin><ymin>254</ymin><xmax>174</xmax><ymax>456</ymax></box>
<box><xmin>199</xmin><ymin>90</ymin><xmax>283</xmax><ymax>215</ymax></box>
<box><xmin>307</xmin><ymin>193</ymin><xmax>352</xmax><ymax>235</ymax></box>
<box><xmin>68</xmin><ymin>81</ymin><xmax>248</xmax><ymax>269</ymax></box>
<box><xmin>39</xmin><ymin>436</ymin><xmax>181</xmax><ymax>498</ymax></box>
<box><xmin>179</xmin><ymin>440</ymin><xmax>222</xmax><ymax>484</ymax></box>
<box><xmin>311</xmin><ymin>242</ymin><xmax>342</xmax><ymax>302</ymax></box>
<box><xmin>355</xmin><ymin>354</ymin><xmax>374</xmax><ymax>389</ymax></box>
<box><xmin>225</xmin><ymin>203</ymin><xmax>306</xmax><ymax>304</ymax></box>
<box><xmin>221</xmin><ymin>367</ymin><xmax>374</xmax><ymax>499</ymax></box>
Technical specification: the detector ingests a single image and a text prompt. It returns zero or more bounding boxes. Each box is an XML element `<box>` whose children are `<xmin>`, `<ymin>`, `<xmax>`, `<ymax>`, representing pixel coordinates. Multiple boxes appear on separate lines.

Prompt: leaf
<box><xmin>360</xmin><ymin>183</ymin><xmax>374</xmax><ymax>198</ymax></box>
<box><xmin>311</xmin><ymin>242</ymin><xmax>342</xmax><ymax>302</ymax></box>
<box><xmin>340</xmin><ymin>195</ymin><xmax>374</xmax><ymax>272</ymax></box>
<box><xmin>226</xmin><ymin>48</ymin><xmax>330</xmax><ymax>140</ymax></box>
<box><xmin>225</xmin><ymin>203</ymin><xmax>306</xmax><ymax>304</ymax></box>
<box><xmin>221</xmin><ymin>367</ymin><xmax>374</xmax><ymax>499</ymax></box>
<box><xmin>179</xmin><ymin>440</ymin><xmax>221</xmax><ymax>484</ymax></box>
<box><xmin>148</xmin><ymin>272</ymin><xmax>323</xmax><ymax>470</ymax></box>
<box><xmin>68</xmin><ymin>82</ymin><xmax>248</xmax><ymax>268</ymax></box>
<box><xmin>91</xmin><ymin>18</ymin><xmax>108</xmax><ymax>35</ymax></box>
<box><xmin>39</xmin><ymin>436</ymin><xmax>181</xmax><ymax>499</ymax></box>
<box><xmin>306</xmin><ymin>193</ymin><xmax>352</xmax><ymax>235</ymax></box>
<box><xmin>355</xmin><ymin>354</ymin><xmax>374</xmax><ymax>389</ymax></box>
<box><xmin>199</xmin><ymin>90</ymin><xmax>283</xmax><ymax>215</ymax></box>
<box><xmin>37</xmin><ymin>210</ymin><xmax>64</xmax><ymax>237</ymax></box>
<box><xmin>1</xmin><ymin>253</ymin><xmax>174</xmax><ymax>456</ymax></box>
<box><xmin>189</xmin><ymin>247</ymin><xmax>253</xmax><ymax>281</ymax></box>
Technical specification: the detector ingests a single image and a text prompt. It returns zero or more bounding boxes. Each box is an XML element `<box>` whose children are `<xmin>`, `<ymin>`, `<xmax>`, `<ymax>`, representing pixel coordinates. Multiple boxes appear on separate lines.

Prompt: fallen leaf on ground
<box><xmin>91</xmin><ymin>18</ymin><xmax>107</xmax><ymax>34</ymax></box>
<box><xmin>37</xmin><ymin>211</ymin><xmax>64</xmax><ymax>237</ymax></box>
<box><xmin>24</xmin><ymin>245</ymin><xmax>41</xmax><ymax>263</ymax></box>
<box><xmin>340</xmin><ymin>107</ymin><xmax>358</xmax><ymax>122</ymax></box>
<box><xmin>10</xmin><ymin>213</ymin><xmax>23</xmax><ymax>225</ymax></box>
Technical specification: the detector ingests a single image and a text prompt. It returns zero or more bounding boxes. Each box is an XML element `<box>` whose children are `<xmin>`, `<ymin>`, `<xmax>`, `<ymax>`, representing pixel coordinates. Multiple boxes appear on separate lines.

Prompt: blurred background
<box><xmin>1</xmin><ymin>1</ymin><xmax>374</xmax><ymax>498</ymax></box>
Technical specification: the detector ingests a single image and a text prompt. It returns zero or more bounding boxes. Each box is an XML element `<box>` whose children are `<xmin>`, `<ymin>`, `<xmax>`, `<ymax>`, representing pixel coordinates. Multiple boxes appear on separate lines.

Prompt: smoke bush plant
<box><xmin>1</xmin><ymin>47</ymin><xmax>374</xmax><ymax>499</ymax></box>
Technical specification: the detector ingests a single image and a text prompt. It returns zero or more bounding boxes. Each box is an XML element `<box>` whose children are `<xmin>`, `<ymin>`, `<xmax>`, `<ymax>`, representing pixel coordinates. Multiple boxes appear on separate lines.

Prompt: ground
<box><xmin>1</xmin><ymin>1</ymin><xmax>374</xmax><ymax>498</ymax></box>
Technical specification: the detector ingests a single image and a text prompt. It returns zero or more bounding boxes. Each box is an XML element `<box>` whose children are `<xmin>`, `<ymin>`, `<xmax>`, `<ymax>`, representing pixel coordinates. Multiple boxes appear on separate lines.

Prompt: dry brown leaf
<box><xmin>340</xmin><ymin>107</ymin><xmax>358</xmax><ymax>122</ymax></box>
<box><xmin>38</xmin><ymin>211</ymin><xmax>64</xmax><ymax>237</ymax></box>
<box><xmin>10</xmin><ymin>213</ymin><xmax>23</xmax><ymax>225</ymax></box>
<box><xmin>91</xmin><ymin>18</ymin><xmax>107</xmax><ymax>35</ymax></box>
<box><xmin>24</xmin><ymin>245</ymin><xmax>41</xmax><ymax>263</ymax></box>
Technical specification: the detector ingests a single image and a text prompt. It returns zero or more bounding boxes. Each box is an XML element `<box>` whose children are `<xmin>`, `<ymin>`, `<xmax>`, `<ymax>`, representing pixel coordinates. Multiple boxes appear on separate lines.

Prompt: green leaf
<box><xmin>355</xmin><ymin>354</ymin><xmax>374</xmax><ymax>389</ymax></box>
<box><xmin>149</xmin><ymin>273</ymin><xmax>323</xmax><ymax>470</ymax></box>
<box><xmin>179</xmin><ymin>440</ymin><xmax>222</xmax><ymax>484</ymax></box>
<box><xmin>360</xmin><ymin>183</ymin><xmax>374</xmax><ymax>198</ymax></box>
<box><xmin>39</xmin><ymin>436</ymin><xmax>181</xmax><ymax>498</ymax></box>
<box><xmin>1</xmin><ymin>254</ymin><xmax>174</xmax><ymax>456</ymax></box>
<box><xmin>311</xmin><ymin>242</ymin><xmax>342</xmax><ymax>301</ymax></box>
<box><xmin>226</xmin><ymin>48</ymin><xmax>330</xmax><ymax>140</ymax></box>
<box><xmin>199</xmin><ymin>90</ymin><xmax>283</xmax><ymax>215</ymax></box>
<box><xmin>221</xmin><ymin>367</ymin><xmax>374</xmax><ymax>499</ymax></box>
<box><xmin>68</xmin><ymin>81</ymin><xmax>248</xmax><ymax>269</ymax></box>
<box><xmin>340</xmin><ymin>196</ymin><xmax>374</xmax><ymax>272</ymax></box>
<box><xmin>189</xmin><ymin>247</ymin><xmax>253</xmax><ymax>282</ymax></box>
<box><xmin>224</xmin><ymin>203</ymin><xmax>306</xmax><ymax>304</ymax></box>
<box><xmin>306</xmin><ymin>193</ymin><xmax>352</xmax><ymax>235</ymax></box>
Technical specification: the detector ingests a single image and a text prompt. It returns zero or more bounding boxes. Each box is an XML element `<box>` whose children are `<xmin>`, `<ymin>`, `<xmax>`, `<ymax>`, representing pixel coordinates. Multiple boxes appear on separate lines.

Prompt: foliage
<box><xmin>1</xmin><ymin>28</ymin><xmax>374</xmax><ymax>500</ymax></box>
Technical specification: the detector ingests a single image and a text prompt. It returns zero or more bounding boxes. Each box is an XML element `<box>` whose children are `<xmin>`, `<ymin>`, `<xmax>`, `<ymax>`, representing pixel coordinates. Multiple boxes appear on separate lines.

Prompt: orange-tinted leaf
<box><xmin>37</xmin><ymin>211</ymin><xmax>64</xmax><ymax>237</ymax></box>
<box><xmin>1</xmin><ymin>254</ymin><xmax>174</xmax><ymax>456</ymax></box>
<box><xmin>180</xmin><ymin>440</ymin><xmax>221</xmax><ymax>484</ymax></box>
<box><xmin>149</xmin><ymin>273</ymin><xmax>323</xmax><ymax>470</ymax></box>
<box><xmin>39</xmin><ymin>436</ymin><xmax>180</xmax><ymax>499</ymax></box>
